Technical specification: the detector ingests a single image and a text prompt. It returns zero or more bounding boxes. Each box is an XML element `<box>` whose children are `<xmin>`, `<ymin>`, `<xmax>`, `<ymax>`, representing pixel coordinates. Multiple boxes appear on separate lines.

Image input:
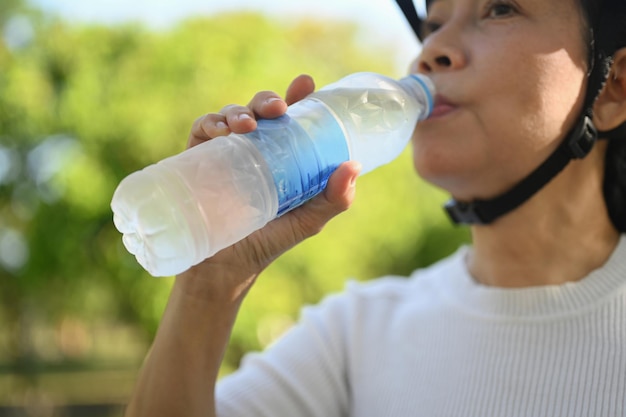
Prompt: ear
<box><xmin>593</xmin><ymin>47</ymin><xmax>626</xmax><ymax>132</ymax></box>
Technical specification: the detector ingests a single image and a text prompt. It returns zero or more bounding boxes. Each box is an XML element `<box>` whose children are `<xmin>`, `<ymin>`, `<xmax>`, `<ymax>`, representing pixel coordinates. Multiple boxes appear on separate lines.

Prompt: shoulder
<box><xmin>305</xmin><ymin>246</ymin><xmax>469</xmax><ymax>324</ymax></box>
<box><xmin>345</xmin><ymin>245</ymin><xmax>468</xmax><ymax>302</ymax></box>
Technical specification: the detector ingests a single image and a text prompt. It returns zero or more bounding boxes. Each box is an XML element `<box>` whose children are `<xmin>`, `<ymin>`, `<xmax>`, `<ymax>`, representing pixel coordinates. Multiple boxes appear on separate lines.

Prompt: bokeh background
<box><xmin>0</xmin><ymin>1</ymin><xmax>470</xmax><ymax>416</ymax></box>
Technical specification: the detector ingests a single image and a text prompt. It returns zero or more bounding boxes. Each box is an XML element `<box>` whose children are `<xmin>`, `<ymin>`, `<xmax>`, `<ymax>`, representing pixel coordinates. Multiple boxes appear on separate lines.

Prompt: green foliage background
<box><xmin>0</xmin><ymin>0</ymin><xmax>470</xmax><ymax>410</ymax></box>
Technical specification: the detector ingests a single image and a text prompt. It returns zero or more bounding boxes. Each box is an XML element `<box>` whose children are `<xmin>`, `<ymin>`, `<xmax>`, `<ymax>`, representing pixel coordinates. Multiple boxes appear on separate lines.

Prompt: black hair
<box><xmin>586</xmin><ymin>0</ymin><xmax>626</xmax><ymax>232</ymax></box>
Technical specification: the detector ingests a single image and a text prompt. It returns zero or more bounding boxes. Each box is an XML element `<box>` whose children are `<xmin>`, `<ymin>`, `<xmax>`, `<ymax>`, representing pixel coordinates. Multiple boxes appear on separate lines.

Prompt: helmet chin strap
<box><xmin>444</xmin><ymin>115</ymin><xmax>598</xmax><ymax>224</ymax></box>
<box><xmin>445</xmin><ymin>47</ymin><xmax>613</xmax><ymax>225</ymax></box>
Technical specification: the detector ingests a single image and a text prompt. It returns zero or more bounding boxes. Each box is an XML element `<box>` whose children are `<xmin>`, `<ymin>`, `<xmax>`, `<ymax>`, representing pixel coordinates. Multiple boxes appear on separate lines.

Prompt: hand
<box><xmin>188</xmin><ymin>74</ymin><xmax>316</xmax><ymax>148</ymax></box>
<box><xmin>180</xmin><ymin>75</ymin><xmax>362</xmax><ymax>301</ymax></box>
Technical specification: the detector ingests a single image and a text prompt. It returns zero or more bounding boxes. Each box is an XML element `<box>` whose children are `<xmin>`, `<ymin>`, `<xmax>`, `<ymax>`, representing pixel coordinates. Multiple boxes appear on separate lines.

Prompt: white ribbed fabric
<box><xmin>216</xmin><ymin>237</ymin><xmax>626</xmax><ymax>417</ymax></box>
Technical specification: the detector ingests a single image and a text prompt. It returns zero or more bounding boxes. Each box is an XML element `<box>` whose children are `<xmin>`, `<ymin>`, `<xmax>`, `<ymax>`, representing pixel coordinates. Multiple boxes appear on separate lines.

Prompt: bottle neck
<box><xmin>399</xmin><ymin>74</ymin><xmax>435</xmax><ymax>121</ymax></box>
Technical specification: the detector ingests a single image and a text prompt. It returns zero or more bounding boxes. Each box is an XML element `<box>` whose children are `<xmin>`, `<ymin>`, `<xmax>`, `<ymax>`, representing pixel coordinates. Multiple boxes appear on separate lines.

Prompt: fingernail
<box><xmin>216</xmin><ymin>121</ymin><xmax>228</xmax><ymax>130</ymax></box>
<box><xmin>349</xmin><ymin>174</ymin><xmax>358</xmax><ymax>188</ymax></box>
<box><xmin>265</xmin><ymin>97</ymin><xmax>282</xmax><ymax>105</ymax></box>
<box><xmin>237</xmin><ymin>113</ymin><xmax>253</xmax><ymax>121</ymax></box>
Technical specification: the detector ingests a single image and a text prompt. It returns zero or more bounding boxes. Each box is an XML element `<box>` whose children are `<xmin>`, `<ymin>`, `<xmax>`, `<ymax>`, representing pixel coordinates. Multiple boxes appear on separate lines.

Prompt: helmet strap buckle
<box><xmin>566</xmin><ymin>115</ymin><xmax>598</xmax><ymax>159</ymax></box>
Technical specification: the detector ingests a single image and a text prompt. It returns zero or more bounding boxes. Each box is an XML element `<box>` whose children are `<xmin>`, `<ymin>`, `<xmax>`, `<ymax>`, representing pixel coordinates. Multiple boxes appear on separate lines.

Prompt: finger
<box><xmin>248</xmin><ymin>91</ymin><xmax>288</xmax><ymax>120</ymax></box>
<box><xmin>221</xmin><ymin>104</ymin><xmax>258</xmax><ymax>134</ymax></box>
<box><xmin>188</xmin><ymin>113</ymin><xmax>231</xmax><ymax>148</ymax></box>
<box><xmin>188</xmin><ymin>76</ymin><xmax>314</xmax><ymax>150</ymax></box>
<box><xmin>285</xmin><ymin>74</ymin><xmax>315</xmax><ymax>105</ymax></box>
<box><xmin>237</xmin><ymin>160</ymin><xmax>361</xmax><ymax>270</ymax></box>
<box><xmin>322</xmin><ymin>160</ymin><xmax>361</xmax><ymax>210</ymax></box>
<box><xmin>287</xmin><ymin>160</ymin><xmax>361</xmax><ymax>239</ymax></box>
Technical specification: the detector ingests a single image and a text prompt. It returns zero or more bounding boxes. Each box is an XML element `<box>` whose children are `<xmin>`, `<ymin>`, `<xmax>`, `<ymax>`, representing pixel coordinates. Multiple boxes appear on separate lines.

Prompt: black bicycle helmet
<box><xmin>395</xmin><ymin>0</ymin><xmax>626</xmax><ymax>225</ymax></box>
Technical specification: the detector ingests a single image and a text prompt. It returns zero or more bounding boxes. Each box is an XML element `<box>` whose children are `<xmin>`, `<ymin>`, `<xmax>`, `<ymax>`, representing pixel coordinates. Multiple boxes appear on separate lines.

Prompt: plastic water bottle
<box><xmin>111</xmin><ymin>72</ymin><xmax>434</xmax><ymax>277</ymax></box>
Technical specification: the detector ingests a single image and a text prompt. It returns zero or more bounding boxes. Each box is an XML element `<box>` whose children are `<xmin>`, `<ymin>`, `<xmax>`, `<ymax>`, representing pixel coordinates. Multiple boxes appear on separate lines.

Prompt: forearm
<box><xmin>125</xmin><ymin>274</ymin><xmax>248</xmax><ymax>417</ymax></box>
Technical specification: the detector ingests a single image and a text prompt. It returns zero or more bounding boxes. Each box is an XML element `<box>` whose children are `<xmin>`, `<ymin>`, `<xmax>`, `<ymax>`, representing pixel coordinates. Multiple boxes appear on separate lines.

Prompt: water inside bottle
<box><xmin>310</xmin><ymin>88</ymin><xmax>414</xmax><ymax>173</ymax></box>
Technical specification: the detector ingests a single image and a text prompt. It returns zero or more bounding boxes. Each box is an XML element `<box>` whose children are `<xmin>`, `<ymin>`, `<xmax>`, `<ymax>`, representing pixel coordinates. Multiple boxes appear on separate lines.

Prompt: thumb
<box><xmin>285</xmin><ymin>74</ymin><xmax>315</xmax><ymax>105</ymax></box>
<box><xmin>287</xmin><ymin>160</ymin><xmax>361</xmax><ymax>239</ymax></box>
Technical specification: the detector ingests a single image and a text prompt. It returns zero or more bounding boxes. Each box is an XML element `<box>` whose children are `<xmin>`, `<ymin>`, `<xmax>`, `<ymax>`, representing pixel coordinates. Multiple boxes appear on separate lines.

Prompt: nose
<box><xmin>416</xmin><ymin>23</ymin><xmax>468</xmax><ymax>73</ymax></box>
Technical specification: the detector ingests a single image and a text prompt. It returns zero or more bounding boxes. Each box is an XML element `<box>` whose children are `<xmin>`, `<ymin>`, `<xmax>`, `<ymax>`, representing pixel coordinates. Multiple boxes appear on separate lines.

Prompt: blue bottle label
<box><xmin>246</xmin><ymin>108</ymin><xmax>349</xmax><ymax>216</ymax></box>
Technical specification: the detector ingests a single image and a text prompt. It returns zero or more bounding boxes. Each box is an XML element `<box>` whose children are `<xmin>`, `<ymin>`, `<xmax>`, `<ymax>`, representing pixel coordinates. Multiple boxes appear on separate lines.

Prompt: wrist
<box><xmin>174</xmin><ymin>264</ymin><xmax>258</xmax><ymax>306</ymax></box>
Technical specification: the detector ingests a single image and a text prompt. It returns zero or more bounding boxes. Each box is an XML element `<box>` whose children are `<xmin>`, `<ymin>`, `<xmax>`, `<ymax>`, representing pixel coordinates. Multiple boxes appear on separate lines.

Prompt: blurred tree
<box><xmin>0</xmin><ymin>8</ymin><xmax>471</xmax><ymax>395</ymax></box>
<box><xmin>0</xmin><ymin>0</ymin><xmax>25</xmax><ymax>24</ymax></box>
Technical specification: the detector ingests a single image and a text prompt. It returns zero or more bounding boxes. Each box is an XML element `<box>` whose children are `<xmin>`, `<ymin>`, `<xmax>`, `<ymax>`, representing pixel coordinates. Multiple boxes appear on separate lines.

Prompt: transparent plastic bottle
<box><xmin>111</xmin><ymin>72</ymin><xmax>435</xmax><ymax>276</ymax></box>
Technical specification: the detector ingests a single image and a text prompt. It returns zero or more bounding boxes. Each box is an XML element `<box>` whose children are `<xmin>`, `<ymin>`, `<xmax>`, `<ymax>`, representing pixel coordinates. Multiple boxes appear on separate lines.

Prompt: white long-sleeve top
<box><xmin>216</xmin><ymin>237</ymin><xmax>626</xmax><ymax>417</ymax></box>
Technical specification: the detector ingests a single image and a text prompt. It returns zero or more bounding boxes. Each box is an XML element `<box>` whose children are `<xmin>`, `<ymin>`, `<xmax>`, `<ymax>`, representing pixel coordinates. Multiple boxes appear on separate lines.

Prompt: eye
<box><xmin>422</xmin><ymin>20</ymin><xmax>443</xmax><ymax>37</ymax></box>
<box><xmin>485</xmin><ymin>1</ymin><xmax>518</xmax><ymax>18</ymax></box>
<box><xmin>421</xmin><ymin>2</ymin><xmax>446</xmax><ymax>38</ymax></box>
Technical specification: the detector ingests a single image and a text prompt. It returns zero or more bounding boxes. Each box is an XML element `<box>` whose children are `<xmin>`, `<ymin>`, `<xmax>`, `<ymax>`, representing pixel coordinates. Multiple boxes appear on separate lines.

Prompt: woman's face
<box><xmin>411</xmin><ymin>0</ymin><xmax>589</xmax><ymax>201</ymax></box>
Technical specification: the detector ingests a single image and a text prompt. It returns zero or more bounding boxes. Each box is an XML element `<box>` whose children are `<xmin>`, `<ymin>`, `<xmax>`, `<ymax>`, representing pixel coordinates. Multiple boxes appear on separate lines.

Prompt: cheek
<box><xmin>482</xmin><ymin>46</ymin><xmax>588</xmax><ymax>158</ymax></box>
<box><xmin>523</xmin><ymin>56</ymin><xmax>586</xmax><ymax>145</ymax></box>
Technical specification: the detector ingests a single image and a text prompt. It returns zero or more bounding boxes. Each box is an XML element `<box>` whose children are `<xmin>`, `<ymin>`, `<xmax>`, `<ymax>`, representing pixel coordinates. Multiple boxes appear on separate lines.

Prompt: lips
<box><xmin>429</xmin><ymin>94</ymin><xmax>458</xmax><ymax>118</ymax></box>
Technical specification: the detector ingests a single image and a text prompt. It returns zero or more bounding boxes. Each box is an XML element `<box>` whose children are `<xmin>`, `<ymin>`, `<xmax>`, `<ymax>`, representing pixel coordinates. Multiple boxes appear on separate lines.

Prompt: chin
<box><xmin>413</xmin><ymin>150</ymin><xmax>462</xmax><ymax>187</ymax></box>
<box><xmin>411</xmin><ymin>141</ymin><xmax>511</xmax><ymax>200</ymax></box>
<box><xmin>412</xmin><ymin>158</ymin><xmax>499</xmax><ymax>202</ymax></box>
<box><xmin>413</xmin><ymin>164</ymin><xmax>463</xmax><ymax>196</ymax></box>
